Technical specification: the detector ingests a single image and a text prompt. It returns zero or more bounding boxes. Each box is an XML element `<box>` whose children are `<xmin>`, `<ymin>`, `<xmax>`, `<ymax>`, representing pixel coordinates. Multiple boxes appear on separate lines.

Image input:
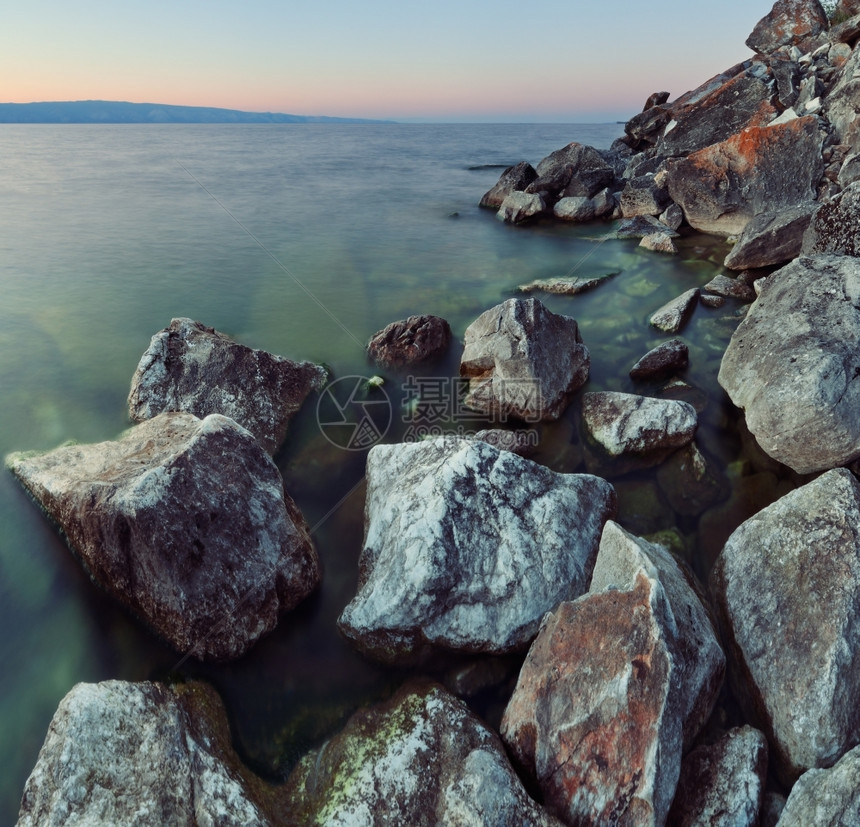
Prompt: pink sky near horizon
<box><xmin>2</xmin><ymin>1</ymin><xmax>764</xmax><ymax>122</ymax></box>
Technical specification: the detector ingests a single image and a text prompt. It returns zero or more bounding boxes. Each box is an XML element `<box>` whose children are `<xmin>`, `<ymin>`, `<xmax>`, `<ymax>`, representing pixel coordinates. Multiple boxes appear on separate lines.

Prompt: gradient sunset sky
<box><xmin>3</xmin><ymin>1</ymin><xmax>770</xmax><ymax>122</ymax></box>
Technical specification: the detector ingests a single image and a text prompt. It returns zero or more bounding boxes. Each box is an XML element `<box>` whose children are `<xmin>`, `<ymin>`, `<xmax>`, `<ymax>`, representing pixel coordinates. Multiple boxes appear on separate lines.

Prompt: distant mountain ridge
<box><xmin>0</xmin><ymin>100</ymin><xmax>393</xmax><ymax>124</ymax></box>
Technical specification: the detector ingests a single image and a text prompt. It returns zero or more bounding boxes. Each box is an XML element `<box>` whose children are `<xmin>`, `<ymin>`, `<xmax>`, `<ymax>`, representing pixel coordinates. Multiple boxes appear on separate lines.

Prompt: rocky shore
<box><xmin>10</xmin><ymin>0</ymin><xmax>860</xmax><ymax>824</ymax></box>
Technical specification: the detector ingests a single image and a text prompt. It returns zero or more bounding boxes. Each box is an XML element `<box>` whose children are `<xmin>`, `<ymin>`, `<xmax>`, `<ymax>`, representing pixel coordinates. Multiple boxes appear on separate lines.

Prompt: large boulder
<box><xmin>366</xmin><ymin>314</ymin><xmax>451</xmax><ymax>369</ymax></box>
<box><xmin>525</xmin><ymin>142</ymin><xmax>616</xmax><ymax>201</ymax></box>
<box><xmin>460</xmin><ymin>297</ymin><xmax>590</xmax><ymax>422</ymax></box>
<box><xmin>801</xmin><ymin>181</ymin><xmax>860</xmax><ymax>256</ymax></box>
<box><xmin>745</xmin><ymin>0</ymin><xmax>829</xmax><ymax>54</ymax></box>
<box><xmin>667</xmin><ymin>726</ymin><xmax>768</xmax><ymax>827</ymax></box>
<box><xmin>778</xmin><ymin>743</ymin><xmax>860</xmax><ymax>826</ymax></box>
<box><xmin>337</xmin><ymin>437</ymin><xmax>616</xmax><ymax>660</ymax></box>
<box><xmin>284</xmin><ymin>682</ymin><xmax>562</xmax><ymax>826</ymax></box>
<box><xmin>128</xmin><ymin>317</ymin><xmax>327</xmax><ymax>455</ymax></box>
<box><xmin>17</xmin><ymin>681</ymin><xmax>278</xmax><ymax>826</ymax></box>
<box><xmin>620</xmin><ymin>174</ymin><xmax>670</xmax><ymax>217</ymax></box>
<box><xmin>502</xmin><ymin>521</ymin><xmax>724</xmax><ymax>827</ymax></box>
<box><xmin>711</xmin><ymin>469</ymin><xmax>860</xmax><ymax>783</ymax></box>
<box><xmin>718</xmin><ymin>255</ymin><xmax>860</xmax><ymax>474</ymax></box>
<box><xmin>658</xmin><ymin>72</ymin><xmax>776</xmax><ymax>158</ymax></box>
<box><xmin>665</xmin><ymin>116</ymin><xmax>824</xmax><ymax>236</ymax></box>
<box><xmin>6</xmin><ymin>412</ymin><xmax>320</xmax><ymax>660</ymax></box>
<box><xmin>724</xmin><ymin>202</ymin><xmax>817</xmax><ymax>269</ymax></box>
<box><xmin>479</xmin><ymin>160</ymin><xmax>537</xmax><ymax>209</ymax></box>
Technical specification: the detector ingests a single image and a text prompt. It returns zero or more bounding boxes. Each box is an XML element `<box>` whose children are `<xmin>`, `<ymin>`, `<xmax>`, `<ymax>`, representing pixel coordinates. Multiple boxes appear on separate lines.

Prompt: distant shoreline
<box><xmin>0</xmin><ymin>100</ymin><xmax>394</xmax><ymax>125</ymax></box>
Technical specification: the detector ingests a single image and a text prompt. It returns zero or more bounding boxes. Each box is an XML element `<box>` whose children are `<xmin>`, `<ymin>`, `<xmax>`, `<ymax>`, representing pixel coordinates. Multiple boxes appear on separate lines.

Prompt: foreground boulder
<box><xmin>6</xmin><ymin>412</ymin><xmax>320</xmax><ymax>660</ymax></box>
<box><xmin>711</xmin><ymin>469</ymin><xmax>860</xmax><ymax>783</ymax></box>
<box><xmin>719</xmin><ymin>255</ymin><xmax>860</xmax><ymax>474</ymax></box>
<box><xmin>366</xmin><ymin>314</ymin><xmax>451</xmax><ymax>369</ymax></box>
<box><xmin>338</xmin><ymin>437</ymin><xmax>616</xmax><ymax>660</ymax></box>
<box><xmin>665</xmin><ymin>117</ymin><xmax>824</xmax><ymax>236</ymax></box>
<box><xmin>284</xmin><ymin>682</ymin><xmax>561</xmax><ymax>826</ymax></box>
<box><xmin>17</xmin><ymin>681</ymin><xmax>278</xmax><ymax>826</ymax></box>
<box><xmin>778</xmin><ymin>743</ymin><xmax>860</xmax><ymax>826</ymax></box>
<box><xmin>128</xmin><ymin>318</ymin><xmax>327</xmax><ymax>455</ymax></box>
<box><xmin>460</xmin><ymin>297</ymin><xmax>590</xmax><ymax>422</ymax></box>
<box><xmin>502</xmin><ymin>523</ymin><xmax>724</xmax><ymax>826</ymax></box>
<box><xmin>667</xmin><ymin>726</ymin><xmax>768</xmax><ymax>827</ymax></box>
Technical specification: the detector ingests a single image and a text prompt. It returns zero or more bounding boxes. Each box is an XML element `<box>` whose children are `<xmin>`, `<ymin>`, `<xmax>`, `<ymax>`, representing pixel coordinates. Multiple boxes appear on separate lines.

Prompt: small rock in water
<box><xmin>629</xmin><ymin>337</ymin><xmax>689</xmax><ymax>380</ymax></box>
<box><xmin>366</xmin><ymin>314</ymin><xmax>451</xmax><ymax>370</ymax></box>
<box><xmin>496</xmin><ymin>191</ymin><xmax>546</xmax><ymax>224</ymax></box>
<box><xmin>616</xmin><ymin>214</ymin><xmax>673</xmax><ymax>239</ymax></box>
<box><xmin>650</xmin><ymin>288</ymin><xmax>700</xmax><ymax>333</ymax></box>
<box><xmin>517</xmin><ymin>272</ymin><xmax>616</xmax><ymax>295</ymax></box>
<box><xmin>479</xmin><ymin>160</ymin><xmax>537</xmax><ymax>209</ymax></box>
<box><xmin>128</xmin><ymin>317</ymin><xmax>327</xmax><ymax>455</ymax></box>
<box><xmin>703</xmin><ymin>274</ymin><xmax>756</xmax><ymax>302</ymax></box>
<box><xmin>6</xmin><ymin>412</ymin><xmax>320</xmax><ymax>660</ymax></box>
<box><xmin>640</xmin><ymin>231</ymin><xmax>678</xmax><ymax>253</ymax></box>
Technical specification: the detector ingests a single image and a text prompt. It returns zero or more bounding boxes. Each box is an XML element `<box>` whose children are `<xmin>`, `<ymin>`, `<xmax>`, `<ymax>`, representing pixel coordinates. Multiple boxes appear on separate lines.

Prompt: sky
<box><xmin>1</xmin><ymin>1</ymin><xmax>770</xmax><ymax>122</ymax></box>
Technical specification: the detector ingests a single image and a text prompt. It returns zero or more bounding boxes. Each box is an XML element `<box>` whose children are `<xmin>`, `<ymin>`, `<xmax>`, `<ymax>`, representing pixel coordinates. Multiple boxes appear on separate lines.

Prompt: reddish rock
<box><xmin>366</xmin><ymin>314</ymin><xmax>451</xmax><ymax>370</ymax></box>
<box><xmin>745</xmin><ymin>0</ymin><xmax>829</xmax><ymax>55</ymax></box>
<box><xmin>666</xmin><ymin>117</ymin><xmax>824</xmax><ymax>236</ymax></box>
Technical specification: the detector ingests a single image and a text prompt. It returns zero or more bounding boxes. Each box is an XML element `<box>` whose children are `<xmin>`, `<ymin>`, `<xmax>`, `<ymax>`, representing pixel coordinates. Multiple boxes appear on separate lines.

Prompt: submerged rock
<box><xmin>366</xmin><ymin>314</ymin><xmax>451</xmax><ymax>370</ymax></box>
<box><xmin>724</xmin><ymin>202</ymin><xmax>816</xmax><ymax>270</ymax></box>
<box><xmin>517</xmin><ymin>272</ymin><xmax>616</xmax><ymax>295</ymax></box>
<box><xmin>665</xmin><ymin>116</ymin><xmax>824</xmax><ymax>236</ymax></box>
<box><xmin>629</xmin><ymin>338</ymin><xmax>689</xmax><ymax>381</ymax></box>
<box><xmin>719</xmin><ymin>255</ymin><xmax>860</xmax><ymax>474</ymax></box>
<box><xmin>6</xmin><ymin>412</ymin><xmax>319</xmax><ymax>660</ymax></box>
<box><xmin>479</xmin><ymin>160</ymin><xmax>537</xmax><ymax>209</ymax></box>
<box><xmin>460</xmin><ymin>297</ymin><xmax>590</xmax><ymax>422</ymax></box>
<box><xmin>128</xmin><ymin>317</ymin><xmax>327</xmax><ymax>455</ymax></box>
<box><xmin>17</xmin><ymin>681</ymin><xmax>278</xmax><ymax>827</ymax></box>
<box><xmin>711</xmin><ymin>469</ymin><xmax>860</xmax><ymax>783</ymax></box>
<box><xmin>667</xmin><ymin>726</ymin><xmax>768</xmax><ymax>827</ymax></box>
<box><xmin>337</xmin><ymin>437</ymin><xmax>616</xmax><ymax>660</ymax></box>
<box><xmin>284</xmin><ymin>682</ymin><xmax>562</xmax><ymax>826</ymax></box>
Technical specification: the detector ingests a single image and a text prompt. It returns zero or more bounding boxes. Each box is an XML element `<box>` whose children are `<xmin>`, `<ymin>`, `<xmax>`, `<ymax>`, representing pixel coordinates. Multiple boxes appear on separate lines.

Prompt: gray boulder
<box><xmin>460</xmin><ymin>297</ymin><xmax>590</xmax><ymax>422</ymax></box>
<box><xmin>552</xmin><ymin>188</ymin><xmax>615</xmax><ymax>222</ymax></box>
<box><xmin>582</xmin><ymin>391</ymin><xmax>697</xmax><ymax>457</ymax></box>
<box><xmin>479</xmin><ymin>160</ymin><xmax>538</xmax><ymax>209</ymax></box>
<box><xmin>838</xmin><ymin>152</ymin><xmax>860</xmax><ymax>188</ymax></box>
<box><xmin>629</xmin><ymin>338</ymin><xmax>689</xmax><ymax>380</ymax></box>
<box><xmin>711</xmin><ymin>469</ymin><xmax>860</xmax><ymax>783</ymax></box>
<box><xmin>746</xmin><ymin>0</ymin><xmax>829</xmax><ymax>54</ymax></box>
<box><xmin>496</xmin><ymin>191</ymin><xmax>546</xmax><ymax>224</ymax></box>
<box><xmin>6</xmin><ymin>412</ymin><xmax>320</xmax><ymax>660</ymax></box>
<box><xmin>284</xmin><ymin>682</ymin><xmax>563</xmax><ymax>826</ymax></box>
<box><xmin>650</xmin><ymin>288</ymin><xmax>700</xmax><ymax>333</ymax></box>
<box><xmin>719</xmin><ymin>255</ymin><xmax>860</xmax><ymax>474</ymax></box>
<box><xmin>526</xmin><ymin>142</ymin><xmax>616</xmax><ymax>201</ymax></box>
<box><xmin>824</xmin><ymin>41</ymin><xmax>860</xmax><ymax>142</ymax></box>
<box><xmin>502</xmin><ymin>523</ymin><xmax>723</xmax><ymax>827</ymax></box>
<box><xmin>702</xmin><ymin>274</ymin><xmax>756</xmax><ymax>302</ymax></box>
<box><xmin>366</xmin><ymin>314</ymin><xmax>451</xmax><ymax>369</ymax></box>
<box><xmin>779</xmin><ymin>743</ymin><xmax>860</xmax><ymax>826</ymax></box>
<box><xmin>17</xmin><ymin>681</ymin><xmax>277</xmax><ymax>827</ymax></box>
<box><xmin>517</xmin><ymin>272</ymin><xmax>616</xmax><ymax>296</ymax></box>
<box><xmin>128</xmin><ymin>317</ymin><xmax>327</xmax><ymax>455</ymax></box>
<box><xmin>724</xmin><ymin>203</ymin><xmax>817</xmax><ymax>270</ymax></box>
<box><xmin>640</xmin><ymin>232</ymin><xmax>678</xmax><ymax>254</ymax></box>
<box><xmin>667</xmin><ymin>726</ymin><xmax>768</xmax><ymax>827</ymax></box>
<box><xmin>616</xmin><ymin>214</ymin><xmax>674</xmax><ymax>239</ymax></box>
<box><xmin>337</xmin><ymin>437</ymin><xmax>616</xmax><ymax>660</ymax></box>
<box><xmin>665</xmin><ymin>116</ymin><xmax>824</xmax><ymax>236</ymax></box>
<box><xmin>801</xmin><ymin>181</ymin><xmax>860</xmax><ymax>256</ymax></box>
<box><xmin>620</xmin><ymin>174</ymin><xmax>670</xmax><ymax>217</ymax></box>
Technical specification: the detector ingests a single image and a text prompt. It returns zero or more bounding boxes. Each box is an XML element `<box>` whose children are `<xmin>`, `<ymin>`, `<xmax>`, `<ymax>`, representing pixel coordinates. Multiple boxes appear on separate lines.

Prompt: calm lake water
<box><xmin>0</xmin><ymin>123</ymin><xmax>800</xmax><ymax>819</ymax></box>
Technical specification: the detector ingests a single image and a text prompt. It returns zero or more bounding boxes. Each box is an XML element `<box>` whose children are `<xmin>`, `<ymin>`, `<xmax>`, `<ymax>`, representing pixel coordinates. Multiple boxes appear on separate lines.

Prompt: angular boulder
<box><xmin>640</xmin><ymin>232</ymin><xmax>678</xmax><ymax>254</ymax></box>
<box><xmin>582</xmin><ymin>391</ymin><xmax>697</xmax><ymax>458</ymax></box>
<box><xmin>479</xmin><ymin>160</ymin><xmax>537</xmax><ymax>209</ymax></box>
<box><xmin>496</xmin><ymin>191</ymin><xmax>546</xmax><ymax>224</ymax></box>
<box><xmin>17</xmin><ymin>681</ymin><xmax>278</xmax><ymax>827</ymax></box>
<box><xmin>649</xmin><ymin>288</ymin><xmax>699</xmax><ymax>333</ymax></box>
<box><xmin>128</xmin><ymin>318</ymin><xmax>327</xmax><ymax>455</ymax></box>
<box><xmin>366</xmin><ymin>314</ymin><xmax>451</xmax><ymax>370</ymax></box>
<box><xmin>502</xmin><ymin>544</ymin><xmax>721</xmax><ymax>827</ymax></box>
<box><xmin>801</xmin><ymin>181</ymin><xmax>860</xmax><ymax>256</ymax></box>
<box><xmin>526</xmin><ymin>142</ymin><xmax>616</xmax><ymax>201</ymax></box>
<box><xmin>719</xmin><ymin>255</ymin><xmax>860</xmax><ymax>474</ymax></box>
<box><xmin>6</xmin><ymin>412</ymin><xmax>320</xmax><ymax>660</ymax></box>
<box><xmin>337</xmin><ymin>437</ymin><xmax>616</xmax><ymax>660</ymax></box>
<box><xmin>745</xmin><ymin>0</ymin><xmax>829</xmax><ymax>55</ymax></box>
<box><xmin>724</xmin><ymin>202</ymin><xmax>817</xmax><ymax>269</ymax></box>
<box><xmin>667</xmin><ymin>726</ymin><xmax>768</xmax><ymax>827</ymax></box>
<box><xmin>629</xmin><ymin>338</ymin><xmax>689</xmax><ymax>380</ymax></box>
<box><xmin>778</xmin><ymin>743</ymin><xmax>860</xmax><ymax>826</ymax></box>
<box><xmin>711</xmin><ymin>469</ymin><xmax>860</xmax><ymax>782</ymax></box>
<box><xmin>665</xmin><ymin>116</ymin><xmax>824</xmax><ymax>236</ymax></box>
<box><xmin>284</xmin><ymin>682</ymin><xmax>563</xmax><ymax>826</ymax></box>
<box><xmin>620</xmin><ymin>174</ymin><xmax>670</xmax><ymax>217</ymax></box>
<box><xmin>460</xmin><ymin>297</ymin><xmax>590</xmax><ymax>422</ymax></box>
